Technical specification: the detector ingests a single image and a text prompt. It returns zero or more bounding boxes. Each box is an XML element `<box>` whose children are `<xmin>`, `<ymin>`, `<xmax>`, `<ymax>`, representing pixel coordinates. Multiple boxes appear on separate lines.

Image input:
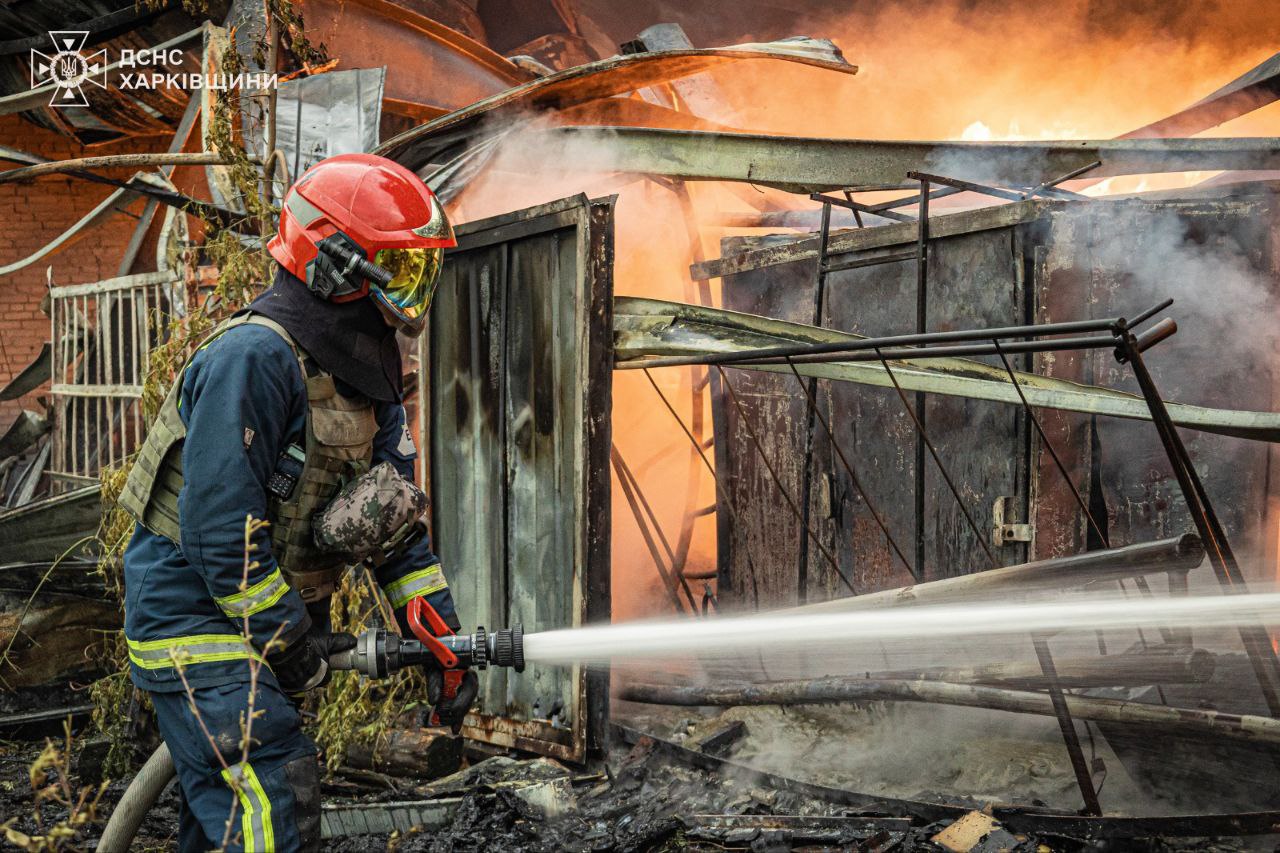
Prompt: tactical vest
<box><xmin>119</xmin><ymin>314</ymin><xmax>379</xmax><ymax>602</ymax></box>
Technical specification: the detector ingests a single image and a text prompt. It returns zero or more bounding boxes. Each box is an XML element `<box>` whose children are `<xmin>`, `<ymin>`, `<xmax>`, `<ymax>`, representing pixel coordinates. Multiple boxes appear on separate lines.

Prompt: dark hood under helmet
<box><xmin>247</xmin><ymin>267</ymin><xmax>403</xmax><ymax>403</ymax></box>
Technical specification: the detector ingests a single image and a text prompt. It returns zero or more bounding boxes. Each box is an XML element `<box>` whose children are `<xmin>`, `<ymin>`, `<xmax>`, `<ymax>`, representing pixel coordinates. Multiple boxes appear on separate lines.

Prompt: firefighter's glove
<box><xmin>425</xmin><ymin>668</ymin><xmax>480</xmax><ymax>735</ymax></box>
<box><xmin>269</xmin><ymin>633</ymin><xmax>356</xmax><ymax>695</ymax></box>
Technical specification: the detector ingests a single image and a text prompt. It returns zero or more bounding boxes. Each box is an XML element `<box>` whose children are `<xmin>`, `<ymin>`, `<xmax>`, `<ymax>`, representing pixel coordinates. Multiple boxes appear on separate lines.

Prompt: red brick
<box><xmin>0</xmin><ymin>115</ymin><xmax>160</xmax><ymax>425</ymax></box>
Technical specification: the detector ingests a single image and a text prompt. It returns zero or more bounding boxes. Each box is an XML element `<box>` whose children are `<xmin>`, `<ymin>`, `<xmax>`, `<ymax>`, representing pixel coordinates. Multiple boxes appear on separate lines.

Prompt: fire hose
<box><xmin>98</xmin><ymin>611</ymin><xmax>524</xmax><ymax>852</ymax></box>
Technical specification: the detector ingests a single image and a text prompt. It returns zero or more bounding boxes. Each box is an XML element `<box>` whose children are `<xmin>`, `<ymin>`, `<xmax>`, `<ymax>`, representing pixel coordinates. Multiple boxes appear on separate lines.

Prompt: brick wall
<box><xmin>0</xmin><ymin>115</ymin><xmax>158</xmax><ymax>428</ymax></box>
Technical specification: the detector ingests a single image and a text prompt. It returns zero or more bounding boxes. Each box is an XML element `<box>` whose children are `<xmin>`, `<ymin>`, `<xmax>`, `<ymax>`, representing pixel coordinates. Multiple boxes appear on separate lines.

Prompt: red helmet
<box><xmin>267</xmin><ymin>153</ymin><xmax>456</xmax><ymax>335</ymax></box>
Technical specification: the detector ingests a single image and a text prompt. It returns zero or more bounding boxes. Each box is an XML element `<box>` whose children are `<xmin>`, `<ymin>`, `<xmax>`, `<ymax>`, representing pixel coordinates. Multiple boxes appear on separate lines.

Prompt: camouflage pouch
<box><xmin>312</xmin><ymin>461</ymin><xmax>429</xmax><ymax>563</ymax></box>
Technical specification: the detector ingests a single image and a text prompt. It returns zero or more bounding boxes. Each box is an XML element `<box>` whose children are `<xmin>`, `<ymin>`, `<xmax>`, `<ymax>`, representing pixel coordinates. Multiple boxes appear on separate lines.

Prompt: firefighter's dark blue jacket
<box><xmin>123</xmin><ymin>322</ymin><xmax>456</xmax><ymax>692</ymax></box>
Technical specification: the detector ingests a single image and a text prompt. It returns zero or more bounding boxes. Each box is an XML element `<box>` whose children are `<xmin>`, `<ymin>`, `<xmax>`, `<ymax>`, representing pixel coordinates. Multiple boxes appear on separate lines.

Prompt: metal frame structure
<box><xmin>637</xmin><ymin>239</ymin><xmax>1280</xmax><ymax>815</ymax></box>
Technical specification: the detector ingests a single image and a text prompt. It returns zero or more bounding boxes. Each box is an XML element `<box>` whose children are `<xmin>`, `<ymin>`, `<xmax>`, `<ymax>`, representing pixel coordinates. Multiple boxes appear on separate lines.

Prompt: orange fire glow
<box><xmin>452</xmin><ymin>0</ymin><xmax>1280</xmax><ymax>621</ymax></box>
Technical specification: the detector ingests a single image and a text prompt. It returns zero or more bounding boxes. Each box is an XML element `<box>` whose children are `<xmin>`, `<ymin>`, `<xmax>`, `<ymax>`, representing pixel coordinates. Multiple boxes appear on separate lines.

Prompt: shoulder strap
<box><xmin>199</xmin><ymin>312</ymin><xmax>312</xmax><ymax>378</ymax></box>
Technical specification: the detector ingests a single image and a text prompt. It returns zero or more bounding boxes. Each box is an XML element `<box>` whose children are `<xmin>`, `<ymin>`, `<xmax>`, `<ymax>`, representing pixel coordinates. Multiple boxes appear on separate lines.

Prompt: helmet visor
<box><xmin>371</xmin><ymin>247</ymin><xmax>444</xmax><ymax>328</ymax></box>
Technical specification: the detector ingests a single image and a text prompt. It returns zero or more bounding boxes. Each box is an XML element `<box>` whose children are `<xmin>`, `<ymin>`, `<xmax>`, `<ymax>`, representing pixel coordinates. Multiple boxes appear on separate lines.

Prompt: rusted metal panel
<box><xmin>712</xmin><ymin>240</ymin><xmax>816</xmax><ymax>609</ymax></box>
<box><xmin>816</xmin><ymin>245</ymin><xmax>917</xmax><ymax>597</ymax></box>
<box><xmin>709</xmin><ymin>189</ymin><xmax>1280</xmax><ymax>608</ymax></box>
<box><xmin>1030</xmin><ymin>216</ymin><xmax>1094</xmax><ymax>561</ymax></box>
<box><xmin>0</xmin><ymin>485</ymin><xmax>101</xmax><ymax>563</ymax></box>
<box><xmin>430</xmin><ymin>195</ymin><xmax>612</xmax><ymax>761</ymax></box>
<box><xmin>692</xmin><ymin>201</ymin><xmax>1051</xmax><ymax>282</ymax></box>
<box><xmin>431</xmin><ymin>235</ymin><xmax>510</xmax><ymax>725</ymax></box>
<box><xmin>714</xmin><ymin>225</ymin><xmax>1031</xmax><ymax>602</ymax></box>
<box><xmin>917</xmin><ymin>227</ymin><xmax>1030</xmax><ymax>577</ymax></box>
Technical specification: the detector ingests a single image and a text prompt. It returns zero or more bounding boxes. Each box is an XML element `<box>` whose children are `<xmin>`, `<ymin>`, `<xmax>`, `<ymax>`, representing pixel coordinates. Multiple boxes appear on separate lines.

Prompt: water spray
<box><xmin>520</xmin><ymin>591</ymin><xmax>1280</xmax><ymax>668</ymax></box>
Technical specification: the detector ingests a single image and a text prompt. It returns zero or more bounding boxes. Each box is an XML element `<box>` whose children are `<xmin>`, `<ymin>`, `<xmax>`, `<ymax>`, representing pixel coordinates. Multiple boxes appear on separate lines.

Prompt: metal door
<box><xmin>426</xmin><ymin>194</ymin><xmax>613</xmax><ymax>761</ymax></box>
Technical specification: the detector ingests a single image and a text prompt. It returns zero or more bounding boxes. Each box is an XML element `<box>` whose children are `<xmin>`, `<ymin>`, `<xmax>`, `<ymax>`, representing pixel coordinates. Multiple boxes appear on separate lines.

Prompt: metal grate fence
<box><xmin>48</xmin><ymin>271</ymin><xmax>184</xmax><ymax>487</ymax></box>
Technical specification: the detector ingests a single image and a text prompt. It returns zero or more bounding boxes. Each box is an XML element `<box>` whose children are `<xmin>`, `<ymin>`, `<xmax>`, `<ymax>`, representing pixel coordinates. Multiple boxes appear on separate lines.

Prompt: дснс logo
<box><xmin>30</xmin><ymin>31</ymin><xmax>107</xmax><ymax>108</ymax></box>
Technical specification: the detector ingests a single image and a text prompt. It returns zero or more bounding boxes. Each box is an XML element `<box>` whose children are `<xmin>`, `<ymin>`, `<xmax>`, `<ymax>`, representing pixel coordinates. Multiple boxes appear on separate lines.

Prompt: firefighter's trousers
<box><xmin>149</xmin><ymin>680</ymin><xmax>320</xmax><ymax>852</ymax></box>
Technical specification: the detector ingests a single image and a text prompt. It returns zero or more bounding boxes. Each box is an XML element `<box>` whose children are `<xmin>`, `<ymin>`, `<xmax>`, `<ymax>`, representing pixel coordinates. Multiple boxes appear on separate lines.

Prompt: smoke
<box><xmin>579</xmin><ymin>0</ymin><xmax>1280</xmax><ymax>78</ymax></box>
<box><xmin>728</xmin><ymin>703</ymin><xmax>1121</xmax><ymax>808</ymax></box>
<box><xmin>1090</xmin><ymin>205</ymin><xmax>1279</xmax><ymax>363</ymax></box>
<box><xmin>440</xmin><ymin>0</ymin><xmax>1280</xmax><ymax>625</ymax></box>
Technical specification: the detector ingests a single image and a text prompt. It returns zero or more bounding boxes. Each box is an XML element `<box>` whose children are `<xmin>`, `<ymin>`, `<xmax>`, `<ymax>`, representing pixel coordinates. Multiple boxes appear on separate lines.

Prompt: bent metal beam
<box><xmin>613</xmin><ymin>297</ymin><xmax>1280</xmax><ymax>442</ymax></box>
<box><xmin>495</xmin><ymin>127</ymin><xmax>1280</xmax><ymax>193</ymax></box>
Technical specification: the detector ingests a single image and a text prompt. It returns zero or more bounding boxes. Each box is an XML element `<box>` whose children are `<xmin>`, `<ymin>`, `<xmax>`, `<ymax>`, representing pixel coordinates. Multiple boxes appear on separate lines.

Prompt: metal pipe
<box><xmin>752</xmin><ymin>335</ymin><xmax>1119</xmax><ymax>366</ymax></box>
<box><xmin>611</xmin><ymin>446</ymin><xmax>690</xmax><ymax>614</ymax></box>
<box><xmin>636</xmin><ymin>334</ymin><xmax>1123</xmax><ymax>370</ymax></box>
<box><xmin>795</xmin><ymin>200</ymin><xmax>834</xmax><ymax>604</ymax></box>
<box><xmin>870</xmin><ymin>645</ymin><xmax>1216</xmax><ymax>689</ymax></box>
<box><xmin>1116</xmin><ymin>317</ymin><xmax>1178</xmax><ymax>364</ymax></box>
<box><xmin>907</xmin><ymin>170</ymin><xmax>1027</xmax><ymax>203</ymax></box>
<box><xmin>914</xmin><ymin>180</ymin><xmax>930</xmax><ymax>578</ymax></box>
<box><xmin>626</xmin><ymin>307</ymin><xmax>1143</xmax><ymax>368</ymax></box>
<box><xmin>809</xmin><ymin>192</ymin><xmax>915</xmax><ymax>223</ymax></box>
<box><xmin>1034</xmin><ymin>637</ymin><xmax>1102</xmax><ymax>813</ymax></box>
<box><xmin>1124</xmin><ymin>298</ymin><xmax>1175</xmax><ymax>332</ymax></box>
<box><xmin>1118</xmin><ymin>336</ymin><xmax>1280</xmax><ymax>717</ymax></box>
<box><xmin>792</xmin><ymin>534</ymin><xmax>1203</xmax><ymax>614</ymax></box>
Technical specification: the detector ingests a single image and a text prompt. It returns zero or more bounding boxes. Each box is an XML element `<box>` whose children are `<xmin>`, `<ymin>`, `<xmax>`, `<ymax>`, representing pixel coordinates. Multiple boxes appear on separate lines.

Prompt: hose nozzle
<box><xmin>330</xmin><ymin>624</ymin><xmax>525</xmax><ymax>678</ymax></box>
<box><xmin>438</xmin><ymin>625</ymin><xmax>525</xmax><ymax>672</ymax></box>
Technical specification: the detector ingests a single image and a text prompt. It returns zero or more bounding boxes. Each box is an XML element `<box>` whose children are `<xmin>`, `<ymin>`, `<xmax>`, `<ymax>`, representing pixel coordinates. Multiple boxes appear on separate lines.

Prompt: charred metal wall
<box><xmin>715</xmin><ymin>186</ymin><xmax>1280</xmax><ymax>608</ymax></box>
<box><xmin>427</xmin><ymin>194</ymin><xmax>613</xmax><ymax>761</ymax></box>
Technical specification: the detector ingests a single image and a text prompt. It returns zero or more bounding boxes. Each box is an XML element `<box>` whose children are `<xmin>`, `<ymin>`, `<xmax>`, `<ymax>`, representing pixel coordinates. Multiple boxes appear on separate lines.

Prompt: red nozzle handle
<box><xmin>409</xmin><ymin>598</ymin><xmax>466</xmax><ymax>728</ymax></box>
<box><xmin>429</xmin><ymin>670</ymin><xmax>465</xmax><ymax>727</ymax></box>
<box><xmin>407</xmin><ymin>597</ymin><xmax>459</xmax><ymax>669</ymax></box>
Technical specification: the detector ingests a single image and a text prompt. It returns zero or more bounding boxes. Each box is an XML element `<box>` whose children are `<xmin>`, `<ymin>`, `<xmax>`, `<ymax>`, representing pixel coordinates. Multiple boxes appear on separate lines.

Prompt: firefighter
<box><xmin>118</xmin><ymin>153</ymin><xmax>476</xmax><ymax>852</ymax></box>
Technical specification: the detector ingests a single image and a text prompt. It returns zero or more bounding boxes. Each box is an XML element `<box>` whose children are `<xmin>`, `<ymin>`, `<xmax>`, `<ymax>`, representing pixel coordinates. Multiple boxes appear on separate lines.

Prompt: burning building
<box><xmin>3</xmin><ymin>0</ymin><xmax>1280</xmax><ymax>848</ymax></box>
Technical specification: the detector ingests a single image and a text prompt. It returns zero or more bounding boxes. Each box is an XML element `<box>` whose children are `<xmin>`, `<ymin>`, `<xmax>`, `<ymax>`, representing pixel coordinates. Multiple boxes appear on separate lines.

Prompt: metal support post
<box><xmin>914</xmin><ymin>180</ymin><xmax>930</xmax><ymax>577</ymax></box>
<box><xmin>1117</xmin><ymin>332</ymin><xmax>1280</xmax><ymax>718</ymax></box>
<box><xmin>796</xmin><ymin>202</ymin><xmax>833</xmax><ymax>602</ymax></box>
<box><xmin>1034</xmin><ymin>636</ymin><xmax>1102</xmax><ymax>814</ymax></box>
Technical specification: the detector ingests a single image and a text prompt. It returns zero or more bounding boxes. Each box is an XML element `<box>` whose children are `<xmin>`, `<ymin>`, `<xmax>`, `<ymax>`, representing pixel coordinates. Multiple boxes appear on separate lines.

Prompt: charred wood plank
<box><xmin>344</xmin><ymin>729</ymin><xmax>464</xmax><ymax>780</ymax></box>
<box><xmin>320</xmin><ymin>797</ymin><xmax>460</xmax><ymax>838</ymax></box>
<box><xmin>683</xmin><ymin>814</ymin><xmax>911</xmax><ymax>846</ymax></box>
<box><xmin>0</xmin><ymin>704</ymin><xmax>94</xmax><ymax>732</ymax></box>
<box><xmin>686</xmin><ymin>718</ymin><xmax>747</xmax><ymax>756</ymax></box>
